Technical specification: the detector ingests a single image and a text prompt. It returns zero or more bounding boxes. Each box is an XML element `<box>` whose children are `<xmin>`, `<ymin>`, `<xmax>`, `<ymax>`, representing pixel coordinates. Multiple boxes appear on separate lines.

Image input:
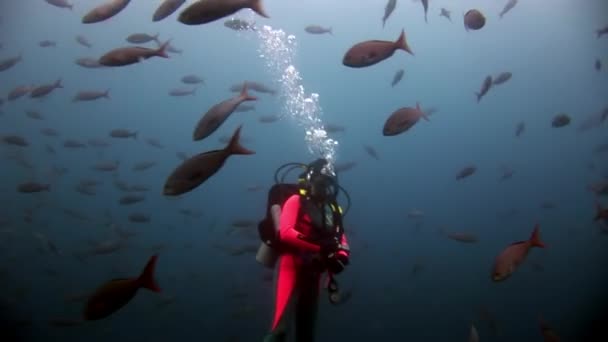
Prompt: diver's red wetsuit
<box><xmin>268</xmin><ymin>194</ymin><xmax>349</xmax><ymax>341</ymax></box>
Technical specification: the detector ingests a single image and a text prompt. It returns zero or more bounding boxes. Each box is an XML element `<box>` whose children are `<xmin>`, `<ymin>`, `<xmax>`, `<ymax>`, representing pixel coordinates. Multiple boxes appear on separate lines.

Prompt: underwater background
<box><xmin>1</xmin><ymin>0</ymin><xmax>608</xmax><ymax>341</ymax></box>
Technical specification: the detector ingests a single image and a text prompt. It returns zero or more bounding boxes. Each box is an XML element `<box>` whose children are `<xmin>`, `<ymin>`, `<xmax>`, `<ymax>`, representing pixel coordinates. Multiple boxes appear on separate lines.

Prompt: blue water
<box><xmin>1</xmin><ymin>0</ymin><xmax>608</xmax><ymax>341</ymax></box>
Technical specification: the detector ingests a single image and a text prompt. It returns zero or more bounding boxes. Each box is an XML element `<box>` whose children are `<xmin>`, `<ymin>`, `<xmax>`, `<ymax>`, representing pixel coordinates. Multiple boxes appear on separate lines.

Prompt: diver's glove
<box><xmin>327</xmin><ymin>252</ymin><xmax>349</xmax><ymax>274</ymax></box>
<box><xmin>319</xmin><ymin>237</ymin><xmax>341</xmax><ymax>258</ymax></box>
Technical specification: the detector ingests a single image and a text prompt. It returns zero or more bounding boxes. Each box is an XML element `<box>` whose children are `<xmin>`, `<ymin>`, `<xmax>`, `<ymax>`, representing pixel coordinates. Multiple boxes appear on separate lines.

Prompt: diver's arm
<box><xmin>278</xmin><ymin>195</ymin><xmax>322</xmax><ymax>253</ymax></box>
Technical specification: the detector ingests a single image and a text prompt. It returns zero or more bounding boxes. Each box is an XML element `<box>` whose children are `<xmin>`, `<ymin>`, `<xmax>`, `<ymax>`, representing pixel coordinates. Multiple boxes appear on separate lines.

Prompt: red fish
<box><xmin>83</xmin><ymin>255</ymin><xmax>161</xmax><ymax>320</ymax></box>
<box><xmin>343</xmin><ymin>29</ymin><xmax>413</xmax><ymax>68</ymax></box>
<box><xmin>491</xmin><ymin>224</ymin><xmax>545</xmax><ymax>282</ymax></box>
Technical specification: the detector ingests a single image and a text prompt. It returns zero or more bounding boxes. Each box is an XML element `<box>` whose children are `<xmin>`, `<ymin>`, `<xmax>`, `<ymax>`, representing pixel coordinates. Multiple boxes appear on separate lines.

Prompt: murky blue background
<box><xmin>1</xmin><ymin>0</ymin><xmax>608</xmax><ymax>341</ymax></box>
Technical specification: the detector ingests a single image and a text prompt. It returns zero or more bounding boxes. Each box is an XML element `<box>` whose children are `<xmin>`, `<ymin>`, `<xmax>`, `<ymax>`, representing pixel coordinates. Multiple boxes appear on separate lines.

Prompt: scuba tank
<box><xmin>255</xmin><ymin>204</ymin><xmax>282</xmax><ymax>268</ymax></box>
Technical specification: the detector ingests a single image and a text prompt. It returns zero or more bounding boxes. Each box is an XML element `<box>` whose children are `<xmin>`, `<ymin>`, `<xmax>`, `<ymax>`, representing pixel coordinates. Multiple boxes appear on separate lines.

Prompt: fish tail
<box><xmin>250</xmin><ymin>0</ymin><xmax>269</xmax><ymax>18</ymax></box>
<box><xmin>396</xmin><ymin>29</ymin><xmax>414</xmax><ymax>56</ymax></box>
<box><xmin>132</xmin><ymin>131</ymin><xmax>138</xmax><ymax>140</ymax></box>
<box><xmin>417</xmin><ymin>102</ymin><xmax>430</xmax><ymax>121</ymax></box>
<box><xmin>55</xmin><ymin>78</ymin><xmax>63</xmax><ymax>88</ymax></box>
<box><xmin>104</xmin><ymin>89</ymin><xmax>110</xmax><ymax>99</ymax></box>
<box><xmin>329</xmin><ymin>27</ymin><xmax>333</xmax><ymax>35</ymax></box>
<box><xmin>529</xmin><ymin>224</ymin><xmax>545</xmax><ymax>248</ymax></box>
<box><xmin>597</xmin><ymin>30</ymin><xmax>602</xmax><ymax>39</ymax></box>
<box><xmin>156</xmin><ymin>40</ymin><xmax>171</xmax><ymax>58</ymax></box>
<box><xmin>475</xmin><ymin>92</ymin><xmax>481</xmax><ymax>103</ymax></box>
<box><xmin>240</xmin><ymin>82</ymin><xmax>257</xmax><ymax>101</ymax></box>
<box><xmin>138</xmin><ymin>255</ymin><xmax>161</xmax><ymax>292</ymax></box>
<box><xmin>226</xmin><ymin>125</ymin><xmax>255</xmax><ymax>155</ymax></box>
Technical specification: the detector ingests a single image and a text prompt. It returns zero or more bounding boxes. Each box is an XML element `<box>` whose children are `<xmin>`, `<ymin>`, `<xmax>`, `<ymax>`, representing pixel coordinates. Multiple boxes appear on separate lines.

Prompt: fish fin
<box><xmin>225</xmin><ymin>125</ymin><xmax>255</xmax><ymax>155</ymax></box>
<box><xmin>250</xmin><ymin>0</ymin><xmax>269</xmax><ymax>18</ymax></box>
<box><xmin>529</xmin><ymin>224</ymin><xmax>545</xmax><ymax>248</ymax></box>
<box><xmin>417</xmin><ymin>102</ymin><xmax>429</xmax><ymax>121</ymax></box>
<box><xmin>395</xmin><ymin>29</ymin><xmax>414</xmax><ymax>56</ymax></box>
<box><xmin>156</xmin><ymin>40</ymin><xmax>171</xmax><ymax>58</ymax></box>
<box><xmin>138</xmin><ymin>254</ymin><xmax>161</xmax><ymax>292</ymax></box>
<box><xmin>240</xmin><ymin>82</ymin><xmax>257</xmax><ymax>101</ymax></box>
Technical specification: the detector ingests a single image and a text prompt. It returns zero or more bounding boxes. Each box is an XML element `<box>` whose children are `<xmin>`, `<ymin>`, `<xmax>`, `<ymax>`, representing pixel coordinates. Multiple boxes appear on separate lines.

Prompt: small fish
<box><xmin>595</xmin><ymin>59</ymin><xmax>602</xmax><ymax>72</ymax></box>
<box><xmin>343</xmin><ymin>29</ymin><xmax>413</xmax><ymax>68</ymax></box>
<box><xmin>75</xmin><ymin>57</ymin><xmax>104</xmax><ymax>68</ymax></box>
<box><xmin>39</xmin><ymin>40</ymin><xmax>57</xmax><ymax>48</ymax></box>
<box><xmin>499</xmin><ymin>0</ymin><xmax>518</xmax><ymax>19</ymax></box>
<box><xmin>63</xmin><ymin>139</ymin><xmax>86</xmax><ymax>148</ymax></box>
<box><xmin>391</xmin><ymin>69</ymin><xmax>404</xmax><ymax>87</ymax></box>
<box><xmin>597</xmin><ymin>26</ymin><xmax>608</xmax><ymax>39</ymax></box>
<box><xmin>493</xmin><ymin>72</ymin><xmax>512</xmax><ymax>85</ymax></box>
<box><xmin>3</xmin><ymin>135</ymin><xmax>29</xmax><ymax>146</ymax></box>
<box><xmin>325</xmin><ymin>123</ymin><xmax>345</xmax><ymax>133</ymax></box>
<box><xmin>515</xmin><ymin>121</ymin><xmax>525</xmax><ymax>137</ymax></box>
<box><xmin>407</xmin><ymin>209</ymin><xmax>425</xmax><ymax>219</ymax></box>
<box><xmin>225</xmin><ymin>18</ymin><xmax>256</xmax><ymax>31</ymax></box>
<box><xmin>72</xmin><ymin>90</ymin><xmax>110</xmax><ymax>102</ymax></box>
<box><xmin>30</xmin><ymin>79</ymin><xmax>63</xmax><ymax>98</ymax></box>
<box><xmin>45</xmin><ymin>0</ymin><xmax>73</xmax><ymax>10</ymax></box>
<box><xmin>92</xmin><ymin>161</ymin><xmax>119</xmax><ymax>172</ymax></box>
<box><xmin>169</xmin><ymin>87</ymin><xmax>197</xmax><ymax>96</ymax></box>
<box><xmin>181</xmin><ymin>75</ymin><xmax>204</xmax><ymax>84</ymax></box>
<box><xmin>18</xmin><ymin>182</ymin><xmax>50</xmax><ymax>193</ymax></box>
<box><xmin>551</xmin><ymin>113</ymin><xmax>571</xmax><ymax>128</ymax></box>
<box><xmin>193</xmin><ymin>83</ymin><xmax>256</xmax><ymax>141</ymax></box>
<box><xmin>132</xmin><ymin>161</ymin><xmax>156</xmax><ymax>171</ymax></box>
<box><xmin>491</xmin><ymin>224</ymin><xmax>545</xmax><ymax>282</ymax></box>
<box><xmin>456</xmin><ymin>165</ymin><xmax>476</xmax><ymax>180</ymax></box>
<box><xmin>99</xmin><ymin>41</ymin><xmax>170</xmax><ymax>67</ymax></box>
<box><xmin>476</xmin><ymin>76</ymin><xmax>493</xmax><ymax>103</ymax></box>
<box><xmin>164</xmin><ymin>125</ymin><xmax>254</xmax><ymax>196</ymax></box>
<box><xmin>499</xmin><ymin>165</ymin><xmax>515</xmax><ymax>181</ymax></box>
<box><xmin>119</xmin><ymin>195</ymin><xmax>144</xmax><ymax>205</ymax></box>
<box><xmin>75</xmin><ymin>35</ymin><xmax>92</xmax><ymax>48</ymax></box>
<box><xmin>363</xmin><ymin>144</ymin><xmax>379</xmax><ymax>160</ymax></box>
<box><xmin>109</xmin><ymin>129</ymin><xmax>137</xmax><ymax>139</ymax></box>
<box><xmin>25</xmin><ymin>110</ymin><xmax>44</xmax><ymax>120</ymax></box>
<box><xmin>464</xmin><ymin>9</ymin><xmax>486</xmax><ymax>31</ymax></box>
<box><xmin>153</xmin><ymin>0</ymin><xmax>186</xmax><ymax>22</ymax></box>
<box><xmin>442</xmin><ymin>229</ymin><xmax>478</xmax><ymax>243</ymax></box>
<box><xmin>75</xmin><ymin>184</ymin><xmax>96</xmax><ymax>196</ymax></box>
<box><xmin>41</xmin><ymin>128</ymin><xmax>60</xmax><ymax>137</ymax></box>
<box><xmin>82</xmin><ymin>0</ymin><xmax>131</xmax><ymax>24</ymax></box>
<box><xmin>229</xmin><ymin>81</ymin><xmax>275</xmax><ymax>95</ymax></box>
<box><xmin>178</xmin><ymin>0</ymin><xmax>269</xmax><ymax>25</ymax></box>
<box><xmin>439</xmin><ymin>8</ymin><xmax>451</xmax><ymax>22</ymax></box>
<box><xmin>7</xmin><ymin>85</ymin><xmax>33</xmax><ymax>100</ymax></box>
<box><xmin>83</xmin><ymin>255</ymin><xmax>160</xmax><ymax>320</ymax></box>
<box><xmin>145</xmin><ymin>138</ymin><xmax>163</xmax><ymax>148</ymax></box>
<box><xmin>258</xmin><ymin>114</ymin><xmax>280</xmax><ymax>123</ymax></box>
<box><xmin>129</xmin><ymin>213</ymin><xmax>150</xmax><ymax>223</ymax></box>
<box><xmin>382</xmin><ymin>102</ymin><xmax>429</xmax><ymax>136</ymax></box>
<box><xmin>420</xmin><ymin>0</ymin><xmax>428</xmax><ymax>23</ymax></box>
<box><xmin>304</xmin><ymin>25</ymin><xmax>332</xmax><ymax>35</ymax></box>
<box><xmin>0</xmin><ymin>54</ymin><xmax>22</xmax><ymax>72</ymax></box>
<box><xmin>382</xmin><ymin>0</ymin><xmax>397</xmax><ymax>28</ymax></box>
<box><xmin>126</xmin><ymin>33</ymin><xmax>160</xmax><ymax>44</ymax></box>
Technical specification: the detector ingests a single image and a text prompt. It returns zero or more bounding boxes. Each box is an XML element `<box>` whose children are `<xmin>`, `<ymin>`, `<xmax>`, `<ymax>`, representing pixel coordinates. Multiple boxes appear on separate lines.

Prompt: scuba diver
<box><xmin>256</xmin><ymin>158</ymin><xmax>352</xmax><ymax>342</ymax></box>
